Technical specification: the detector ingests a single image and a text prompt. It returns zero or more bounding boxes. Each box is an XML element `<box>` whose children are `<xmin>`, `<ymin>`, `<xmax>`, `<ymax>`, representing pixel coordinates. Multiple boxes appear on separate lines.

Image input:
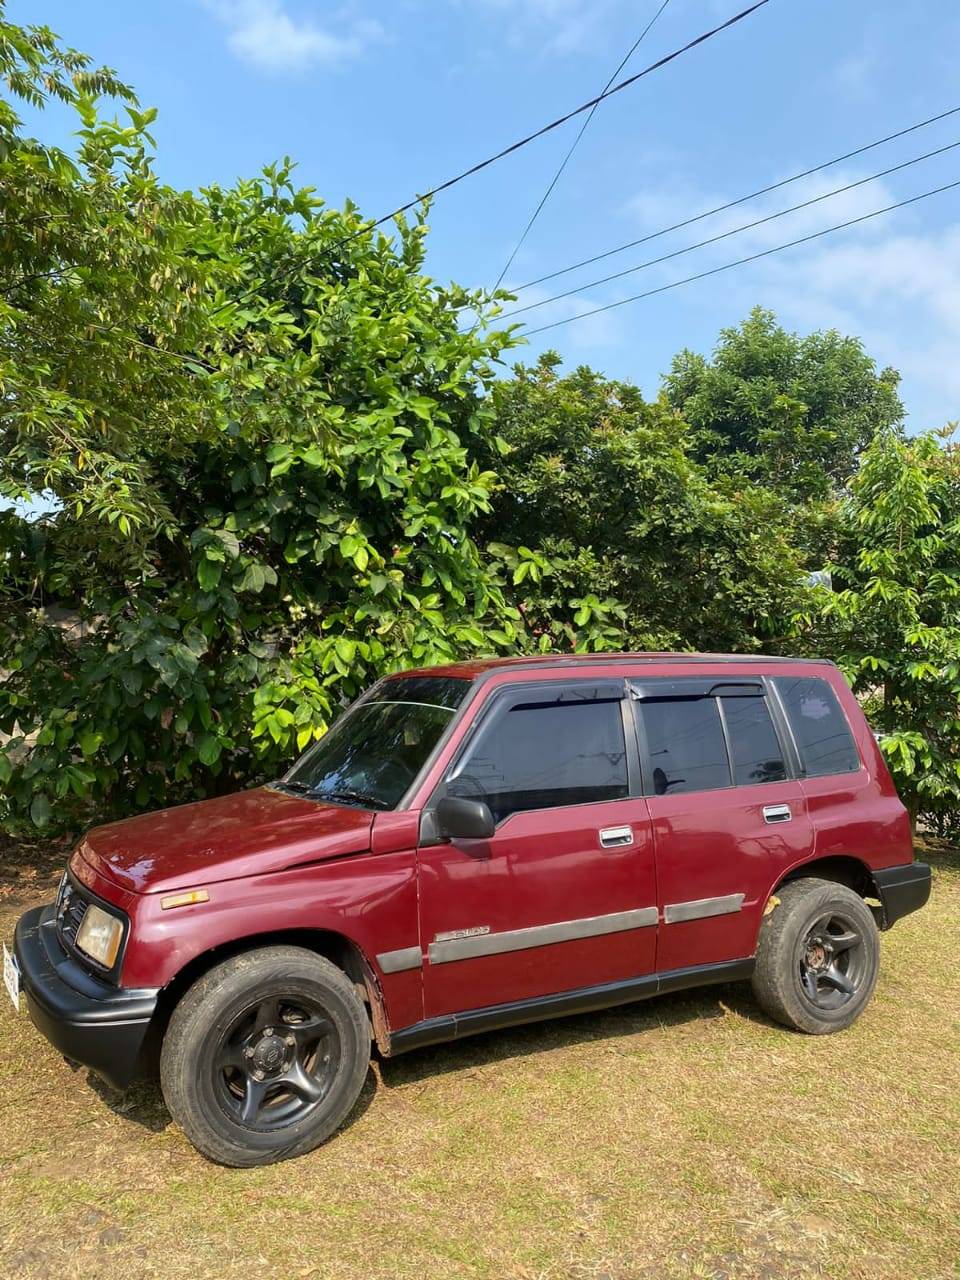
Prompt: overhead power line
<box><xmin>332</xmin><ymin>0</ymin><xmax>774</xmax><ymax>252</ymax></box>
<box><xmin>514</xmin><ymin>103</ymin><xmax>960</xmax><ymax>292</ymax></box>
<box><xmin>521</xmin><ymin>176</ymin><xmax>960</xmax><ymax>336</ymax></box>
<box><xmin>490</xmin><ymin>0</ymin><xmax>674</xmax><ymax>295</ymax></box>
<box><xmin>503</xmin><ymin>136</ymin><xmax>960</xmax><ymax>317</ymax></box>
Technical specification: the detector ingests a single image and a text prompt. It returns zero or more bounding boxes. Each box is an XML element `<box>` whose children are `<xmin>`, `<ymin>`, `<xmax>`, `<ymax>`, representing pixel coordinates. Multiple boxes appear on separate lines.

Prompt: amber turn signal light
<box><xmin>160</xmin><ymin>889</ymin><xmax>210</xmax><ymax>910</ymax></box>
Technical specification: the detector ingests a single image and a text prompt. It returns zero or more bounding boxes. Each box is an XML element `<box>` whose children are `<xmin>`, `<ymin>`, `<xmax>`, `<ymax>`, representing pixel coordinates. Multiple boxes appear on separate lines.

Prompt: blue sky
<box><xmin>11</xmin><ymin>0</ymin><xmax>960</xmax><ymax>430</ymax></box>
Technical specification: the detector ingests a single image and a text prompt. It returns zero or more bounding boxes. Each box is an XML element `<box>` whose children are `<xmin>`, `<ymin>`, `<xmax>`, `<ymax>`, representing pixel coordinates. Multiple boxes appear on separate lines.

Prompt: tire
<box><xmin>752</xmin><ymin>877</ymin><xmax>880</xmax><ymax>1034</ymax></box>
<box><xmin>160</xmin><ymin>945</ymin><xmax>371</xmax><ymax>1167</ymax></box>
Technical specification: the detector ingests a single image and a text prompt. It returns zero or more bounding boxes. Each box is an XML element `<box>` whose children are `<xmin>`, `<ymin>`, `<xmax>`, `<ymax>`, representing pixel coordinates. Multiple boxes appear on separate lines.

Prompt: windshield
<box><xmin>279</xmin><ymin>676</ymin><xmax>471</xmax><ymax>810</ymax></box>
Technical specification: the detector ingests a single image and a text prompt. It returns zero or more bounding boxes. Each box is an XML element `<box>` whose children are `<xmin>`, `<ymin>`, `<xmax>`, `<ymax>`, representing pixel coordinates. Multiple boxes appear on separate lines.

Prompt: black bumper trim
<box><xmin>13</xmin><ymin>904</ymin><xmax>159</xmax><ymax>1091</ymax></box>
<box><xmin>873</xmin><ymin>862</ymin><xmax>932</xmax><ymax>928</ymax></box>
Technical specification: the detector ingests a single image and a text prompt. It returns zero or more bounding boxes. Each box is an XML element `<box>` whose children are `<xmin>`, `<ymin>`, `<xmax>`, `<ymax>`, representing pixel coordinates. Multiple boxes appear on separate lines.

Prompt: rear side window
<box><xmin>722</xmin><ymin>696</ymin><xmax>787</xmax><ymax>786</ymax></box>
<box><xmin>774</xmin><ymin>676</ymin><xmax>860</xmax><ymax>777</ymax></box>
<box><xmin>635</xmin><ymin>686</ymin><xmax>786</xmax><ymax>794</ymax></box>
<box><xmin>446</xmin><ymin>695</ymin><xmax>628</xmax><ymax>822</ymax></box>
<box><xmin>639</xmin><ymin>698</ymin><xmax>730</xmax><ymax>795</ymax></box>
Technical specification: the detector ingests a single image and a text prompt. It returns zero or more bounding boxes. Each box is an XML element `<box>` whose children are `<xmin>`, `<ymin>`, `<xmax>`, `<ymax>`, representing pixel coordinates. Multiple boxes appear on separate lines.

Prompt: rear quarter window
<box><xmin>774</xmin><ymin>675</ymin><xmax>860</xmax><ymax>777</ymax></box>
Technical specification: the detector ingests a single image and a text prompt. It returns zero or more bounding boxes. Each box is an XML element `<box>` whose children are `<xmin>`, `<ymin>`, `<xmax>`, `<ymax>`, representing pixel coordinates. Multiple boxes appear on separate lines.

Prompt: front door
<box><xmin>418</xmin><ymin>680</ymin><xmax>658</xmax><ymax>1019</ymax></box>
<box><xmin>630</xmin><ymin>677</ymin><xmax>815</xmax><ymax>973</ymax></box>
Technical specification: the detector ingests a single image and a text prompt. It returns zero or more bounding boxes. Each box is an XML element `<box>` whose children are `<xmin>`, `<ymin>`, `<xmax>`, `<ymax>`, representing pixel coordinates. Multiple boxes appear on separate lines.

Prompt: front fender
<box><xmin>122</xmin><ymin>849</ymin><xmax>422</xmax><ymax>1030</ymax></box>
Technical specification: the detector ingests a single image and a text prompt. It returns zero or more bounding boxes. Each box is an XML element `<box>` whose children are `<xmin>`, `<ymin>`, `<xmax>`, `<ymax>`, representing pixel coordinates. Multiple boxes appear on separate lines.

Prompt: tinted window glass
<box><xmin>774</xmin><ymin>676</ymin><xmax>860</xmax><ymax>777</ymax></box>
<box><xmin>371</xmin><ymin>676</ymin><xmax>469</xmax><ymax>710</ymax></box>
<box><xmin>639</xmin><ymin>698</ymin><xmax>730</xmax><ymax>795</ymax></box>
<box><xmin>447</xmin><ymin>696</ymin><xmax>628</xmax><ymax>822</ymax></box>
<box><xmin>720</xmin><ymin>696</ymin><xmax>786</xmax><ymax>786</ymax></box>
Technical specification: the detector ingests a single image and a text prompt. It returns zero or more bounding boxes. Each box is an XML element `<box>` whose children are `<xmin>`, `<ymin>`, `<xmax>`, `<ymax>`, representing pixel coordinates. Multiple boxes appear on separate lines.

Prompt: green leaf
<box><xmin>196</xmin><ymin>734</ymin><xmax>222</xmax><ymax>766</ymax></box>
<box><xmin>197</xmin><ymin>557</ymin><xmax>223</xmax><ymax>591</ymax></box>
<box><xmin>30</xmin><ymin>793</ymin><xmax>53</xmax><ymax>828</ymax></box>
<box><xmin>79</xmin><ymin>730</ymin><xmax>103</xmax><ymax>757</ymax></box>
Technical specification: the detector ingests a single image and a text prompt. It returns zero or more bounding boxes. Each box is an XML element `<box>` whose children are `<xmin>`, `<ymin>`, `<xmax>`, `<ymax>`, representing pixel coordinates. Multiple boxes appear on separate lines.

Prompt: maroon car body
<box><xmin>12</xmin><ymin>653</ymin><xmax>931</xmax><ymax>1107</ymax></box>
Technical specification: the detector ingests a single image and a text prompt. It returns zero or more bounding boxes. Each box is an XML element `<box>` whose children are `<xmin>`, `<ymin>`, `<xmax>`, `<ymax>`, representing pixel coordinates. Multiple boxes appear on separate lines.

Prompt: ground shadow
<box><xmin>87</xmin><ymin>980</ymin><xmax>767</xmax><ymax>1138</ymax></box>
<box><xmin>86</xmin><ymin>1051</ymin><xmax>381</xmax><ymax>1138</ymax></box>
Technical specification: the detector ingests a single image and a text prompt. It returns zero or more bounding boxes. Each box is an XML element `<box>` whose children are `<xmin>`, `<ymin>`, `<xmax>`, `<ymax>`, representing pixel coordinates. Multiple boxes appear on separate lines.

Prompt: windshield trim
<box><xmin>368</xmin><ymin>699</ymin><xmax>458</xmax><ymax>713</ymax></box>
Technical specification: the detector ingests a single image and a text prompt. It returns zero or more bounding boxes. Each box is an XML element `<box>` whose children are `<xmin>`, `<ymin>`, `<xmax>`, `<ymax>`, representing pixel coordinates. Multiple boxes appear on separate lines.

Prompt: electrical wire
<box><xmin>514</xmin><ymin>104</ymin><xmax>960</xmax><ymax>292</ymax></box>
<box><xmin>490</xmin><ymin>0</ymin><xmax>674</xmax><ymax>295</ymax></box>
<box><xmin>329</xmin><ymin>0</ymin><xmax>775</xmax><ymax>253</ymax></box>
<box><xmin>503</xmin><ymin>137</ymin><xmax>960</xmax><ymax>317</ymax></box>
<box><xmin>521</xmin><ymin>176</ymin><xmax>960</xmax><ymax>336</ymax></box>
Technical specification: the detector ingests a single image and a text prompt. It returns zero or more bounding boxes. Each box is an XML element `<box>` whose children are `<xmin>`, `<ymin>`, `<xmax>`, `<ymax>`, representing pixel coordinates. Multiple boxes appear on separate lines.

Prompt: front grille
<box><xmin>56</xmin><ymin>874</ymin><xmax>90</xmax><ymax>950</ymax></box>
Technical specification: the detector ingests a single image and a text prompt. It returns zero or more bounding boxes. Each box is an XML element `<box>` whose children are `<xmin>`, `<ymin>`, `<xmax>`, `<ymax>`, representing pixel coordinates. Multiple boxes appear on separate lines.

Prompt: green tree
<box><xmin>0</xmin><ymin>8</ymin><xmax>518</xmax><ymax>831</ymax></box>
<box><xmin>806</xmin><ymin>427</ymin><xmax>960</xmax><ymax>829</ymax></box>
<box><xmin>664</xmin><ymin>307</ymin><xmax>904</xmax><ymax>500</ymax></box>
<box><xmin>481</xmin><ymin>354</ymin><xmax>813</xmax><ymax>654</ymax></box>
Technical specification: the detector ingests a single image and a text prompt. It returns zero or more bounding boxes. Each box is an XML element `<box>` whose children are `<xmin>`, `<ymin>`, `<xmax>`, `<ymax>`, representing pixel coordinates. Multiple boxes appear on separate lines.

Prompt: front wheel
<box><xmin>752</xmin><ymin>877</ymin><xmax>880</xmax><ymax>1034</ymax></box>
<box><xmin>160</xmin><ymin>945</ymin><xmax>371</xmax><ymax>1166</ymax></box>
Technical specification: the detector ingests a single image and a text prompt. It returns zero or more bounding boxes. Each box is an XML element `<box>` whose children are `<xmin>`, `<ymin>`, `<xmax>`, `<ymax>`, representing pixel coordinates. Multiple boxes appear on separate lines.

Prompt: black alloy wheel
<box><xmin>797</xmin><ymin>910</ymin><xmax>868</xmax><ymax>1010</ymax></box>
<box><xmin>160</xmin><ymin>946</ymin><xmax>371</xmax><ymax>1166</ymax></box>
<box><xmin>214</xmin><ymin>993</ymin><xmax>342</xmax><ymax>1130</ymax></box>
<box><xmin>752</xmin><ymin>877</ymin><xmax>880</xmax><ymax>1034</ymax></box>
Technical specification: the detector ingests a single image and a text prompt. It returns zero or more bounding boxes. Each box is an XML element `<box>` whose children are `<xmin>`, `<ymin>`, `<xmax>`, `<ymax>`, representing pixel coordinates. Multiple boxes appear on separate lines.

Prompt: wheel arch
<box><xmin>769</xmin><ymin>855</ymin><xmax>884</xmax><ymax>925</ymax></box>
<box><xmin>150</xmin><ymin>927</ymin><xmax>391</xmax><ymax>1056</ymax></box>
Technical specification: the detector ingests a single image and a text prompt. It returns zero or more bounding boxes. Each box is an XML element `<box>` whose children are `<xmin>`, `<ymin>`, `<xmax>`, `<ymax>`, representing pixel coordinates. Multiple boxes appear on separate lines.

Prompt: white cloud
<box><xmin>583</xmin><ymin>160</ymin><xmax>960</xmax><ymax>428</ymax></box>
<box><xmin>831</xmin><ymin>49</ymin><xmax>881</xmax><ymax>101</ymax></box>
<box><xmin>205</xmin><ymin>1</ymin><xmax>383</xmax><ymax>74</ymax></box>
<box><xmin>476</xmin><ymin>0</ymin><xmax>620</xmax><ymax>56</ymax></box>
<box><xmin>748</xmin><ymin>226</ymin><xmax>960</xmax><ymax>427</ymax></box>
<box><xmin>624</xmin><ymin>168</ymin><xmax>901</xmax><ymax>264</ymax></box>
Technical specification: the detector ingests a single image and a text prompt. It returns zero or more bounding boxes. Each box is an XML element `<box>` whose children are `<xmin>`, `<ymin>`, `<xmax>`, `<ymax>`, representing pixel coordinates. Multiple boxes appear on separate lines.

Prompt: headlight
<box><xmin>75</xmin><ymin>905</ymin><xmax>124</xmax><ymax>968</ymax></box>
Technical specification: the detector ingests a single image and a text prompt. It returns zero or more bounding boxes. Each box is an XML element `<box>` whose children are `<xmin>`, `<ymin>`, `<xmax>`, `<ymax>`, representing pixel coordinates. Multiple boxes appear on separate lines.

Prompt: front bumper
<box><xmin>874</xmin><ymin>862</ymin><xmax>932</xmax><ymax>928</ymax></box>
<box><xmin>13</xmin><ymin>904</ymin><xmax>159</xmax><ymax>1091</ymax></box>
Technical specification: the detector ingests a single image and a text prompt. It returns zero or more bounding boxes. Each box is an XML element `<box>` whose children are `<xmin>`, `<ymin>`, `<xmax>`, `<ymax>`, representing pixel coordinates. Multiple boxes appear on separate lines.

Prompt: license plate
<box><xmin>3</xmin><ymin>943</ymin><xmax>19</xmax><ymax>1013</ymax></box>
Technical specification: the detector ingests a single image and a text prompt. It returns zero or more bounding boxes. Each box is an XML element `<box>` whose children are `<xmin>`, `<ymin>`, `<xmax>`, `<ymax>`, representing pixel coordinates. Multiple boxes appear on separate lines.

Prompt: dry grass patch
<box><xmin>0</xmin><ymin>840</ymin><xmax>957</xmax><ymax>1280</ymax></box>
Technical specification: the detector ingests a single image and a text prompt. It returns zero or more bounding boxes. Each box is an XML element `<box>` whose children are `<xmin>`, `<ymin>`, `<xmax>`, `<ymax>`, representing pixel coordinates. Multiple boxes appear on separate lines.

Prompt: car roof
<box><xmin>388</xmin><ymin>652</ymin><xmax>834</xmax><ymax>681</ymax></box>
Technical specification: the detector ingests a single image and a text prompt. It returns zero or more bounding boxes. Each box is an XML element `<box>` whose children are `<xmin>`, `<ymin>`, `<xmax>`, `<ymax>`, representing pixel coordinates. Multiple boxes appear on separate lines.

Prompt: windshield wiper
<box><xmin>273</xmin><ymin>779</ymin><xmax>312</xmax><ymax>794</ymax></box>
<box><xmin>313</xmin><ymin>788</ymin><xmax>390</xmax><ymax>810</ymax></box>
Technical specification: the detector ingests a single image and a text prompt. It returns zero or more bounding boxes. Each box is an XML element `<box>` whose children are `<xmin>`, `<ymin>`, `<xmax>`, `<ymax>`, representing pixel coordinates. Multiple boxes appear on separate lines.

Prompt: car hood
<box><xmin>75</xmin><ymin>786</ymin><xmax>374</xmax><ymax>895</ymax></box>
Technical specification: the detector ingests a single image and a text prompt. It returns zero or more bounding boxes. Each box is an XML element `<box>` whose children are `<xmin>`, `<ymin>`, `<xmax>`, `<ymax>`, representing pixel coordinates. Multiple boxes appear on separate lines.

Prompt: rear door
<box><xmin>630</xmin><ymin>676</ymin><xmax>814</xmax><ymax>973</ymax></box>
<box><xmin>417</xmin><ymin>679</ymin><xmax>658</xmax><ymax>1019</ymax></box>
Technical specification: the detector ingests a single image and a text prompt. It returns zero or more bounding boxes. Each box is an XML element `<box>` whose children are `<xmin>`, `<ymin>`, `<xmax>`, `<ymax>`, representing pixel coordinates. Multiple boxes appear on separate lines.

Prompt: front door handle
<box><xmin>763</xmin><ymin>803</ymin><xmax>792</xmax><ymax>824</ymax></box>
<box><xmin>599</xmin><ymin>825</ymin><xmax>633</xmax><ymax>848</ymax></box>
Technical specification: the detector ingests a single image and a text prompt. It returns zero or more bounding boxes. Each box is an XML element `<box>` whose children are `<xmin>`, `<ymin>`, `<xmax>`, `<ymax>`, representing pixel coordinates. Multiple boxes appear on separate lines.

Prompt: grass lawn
<box><xmin>0</xmin><ymin>836</ymin><xmax>957</xmax><ymax>1280</ymax></box>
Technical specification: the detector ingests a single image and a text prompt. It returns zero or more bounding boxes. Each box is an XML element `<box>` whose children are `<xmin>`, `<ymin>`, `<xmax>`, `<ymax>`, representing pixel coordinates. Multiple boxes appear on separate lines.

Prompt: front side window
<box><xmin>774</xmin><ymin>676</ymin><xmax>860</xmax><ymax>777</ymax></box>
<box><xmin>281</xmin><ymin>676</ymin><xmax>471</xmax><ymax>809</ymax></box>
<box><xmin>445</xmin><ymin>691</ymin><xmax>629</xmax><ymax>823</ymax></box>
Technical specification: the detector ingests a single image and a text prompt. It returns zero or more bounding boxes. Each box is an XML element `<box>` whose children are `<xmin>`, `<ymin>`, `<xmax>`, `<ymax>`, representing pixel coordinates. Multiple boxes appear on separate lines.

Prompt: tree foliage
<box><xmin>664</xmin><ymin>307</ymin><xmax>904</xmax><ymax>500</ymax></box>
<box><xmin>806</xmin><ymin>428</ymin><xmax>960</xmax><ymax>830</ymax></box>
<box><xmin>480</xmin><ymin>354</ymin><xmax>814</xmax><ymax>654</ymax></box>
<box><xmin>0</xmin><ymin>10</ymin><xmax>520</xmax><ymax>829</ymax></box>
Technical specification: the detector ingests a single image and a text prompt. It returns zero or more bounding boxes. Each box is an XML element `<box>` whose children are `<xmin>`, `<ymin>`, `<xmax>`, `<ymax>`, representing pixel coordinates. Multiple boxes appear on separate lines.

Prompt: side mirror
<box><xmin>436</xmin><ymin>795</ymin><xmax>496</xmax><ymax>841</ymax></box>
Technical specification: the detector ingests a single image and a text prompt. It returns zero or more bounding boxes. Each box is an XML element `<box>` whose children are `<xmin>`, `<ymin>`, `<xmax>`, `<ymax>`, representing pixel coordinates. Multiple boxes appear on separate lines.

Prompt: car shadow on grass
<box><xmin>84</xmin><ymin>980</ymin><xmax>770</xmax><ymax>1140</ymax></box>
<box><xmin>84</xmin><ymin>1054</ymin><xmax>382</xmax><ymax>1140</ymax></box>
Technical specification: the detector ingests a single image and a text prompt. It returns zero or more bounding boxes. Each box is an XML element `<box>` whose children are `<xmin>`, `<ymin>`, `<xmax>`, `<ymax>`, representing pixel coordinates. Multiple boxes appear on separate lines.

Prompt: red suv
<box><xmin>9</xmin><ymin>654</ymin><xmax>931</xmax><ymax>1165</ymax></box>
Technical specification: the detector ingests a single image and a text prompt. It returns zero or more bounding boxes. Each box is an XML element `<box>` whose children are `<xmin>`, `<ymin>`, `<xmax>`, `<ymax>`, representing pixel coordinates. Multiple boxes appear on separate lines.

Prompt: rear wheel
<box><xmin>752</xmin><ymin>877</ymin><xmax>880</xmax><ymax>1034</ymax></box>
<box><xmin>160</xmin><ymin>945</ymin><xmax>370</xmax><ymax>1166</ymax></box>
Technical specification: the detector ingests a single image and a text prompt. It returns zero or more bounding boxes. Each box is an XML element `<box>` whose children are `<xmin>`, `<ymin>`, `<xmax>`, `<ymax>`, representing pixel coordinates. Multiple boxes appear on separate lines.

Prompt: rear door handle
<box><xmin>599</xmin><ymin>825</ymin><xmax>633</xmax><ymax>848</ymax></box>
<box><xmin>763</xmin><ymin>803</ymin><xmax>792</xmax><ymax>824</ymax></box>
